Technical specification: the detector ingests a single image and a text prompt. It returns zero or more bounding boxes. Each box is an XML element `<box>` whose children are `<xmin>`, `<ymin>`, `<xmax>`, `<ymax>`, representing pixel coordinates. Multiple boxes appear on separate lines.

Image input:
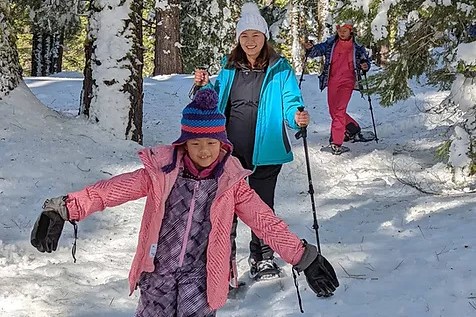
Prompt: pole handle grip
<box><xmin>295</xmin><ymin>106</ymin><xmax>307</xmax><ymax>139</ymax></box>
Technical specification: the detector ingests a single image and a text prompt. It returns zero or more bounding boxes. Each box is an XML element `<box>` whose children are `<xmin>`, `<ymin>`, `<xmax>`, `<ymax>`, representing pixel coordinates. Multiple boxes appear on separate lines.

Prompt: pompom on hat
<box><xmin>162</xmin><ymin>89</ymin><xmax>233</xmax><ymax>176</ymax></box>
<box><xmin>172</xmin><ymin>88</ymin><xmax>231</xmax><ymax>148</ymax></box>
<box><xmin>235</xmin><ymin>2</ymin><xmax>269</xmax><ymax>42</ymax></box>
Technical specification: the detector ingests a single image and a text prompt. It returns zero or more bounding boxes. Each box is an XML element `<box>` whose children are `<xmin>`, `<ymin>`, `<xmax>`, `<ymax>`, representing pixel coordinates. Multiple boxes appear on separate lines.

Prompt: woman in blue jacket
<box><xmin>194</xmin><ymin>2</ymin><xmax>309</xmax><ymax>284</ymax></box>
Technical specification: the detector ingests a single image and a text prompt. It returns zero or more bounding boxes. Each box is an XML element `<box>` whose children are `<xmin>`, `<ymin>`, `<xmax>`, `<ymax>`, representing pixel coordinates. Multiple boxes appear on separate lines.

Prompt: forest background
<box><xmin>1</xmin><ymin>0</ymin><xmax>475</xmax><ymax>183</ymax></box>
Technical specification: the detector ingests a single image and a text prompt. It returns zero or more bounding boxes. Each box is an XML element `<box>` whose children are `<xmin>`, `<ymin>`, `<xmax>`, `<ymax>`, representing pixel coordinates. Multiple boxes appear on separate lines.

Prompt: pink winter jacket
<box><xmin>65</xmin><ymin>145</ymin><xmax>305</xmax><ymax>310</ymax></box>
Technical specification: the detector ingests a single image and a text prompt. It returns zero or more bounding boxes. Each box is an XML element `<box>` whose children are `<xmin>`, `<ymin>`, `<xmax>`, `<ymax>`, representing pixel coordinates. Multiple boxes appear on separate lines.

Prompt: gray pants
<box><xmin>134</xmin><ymin>271</ymin><xmax>216</xmax><ymax>317</ymax></box>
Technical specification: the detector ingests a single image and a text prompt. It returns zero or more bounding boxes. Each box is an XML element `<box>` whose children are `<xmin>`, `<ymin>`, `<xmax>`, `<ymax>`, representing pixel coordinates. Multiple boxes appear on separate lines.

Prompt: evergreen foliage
<box><xmin>335</xmin><ymin>0</ymin><xmax>475</xmax><ymax>106</ymax></box>
<box><xmin>334</xmin><ymin>0</ymin><xmax>476</xmax><ymax>177</ymax></box>
<box><xmin>142</xmin><ymin>0</ymin><xmax>158</xmax><ymax>76</ymax></box>
<box><xmin>180</xmin><ymin>0</ymin><xmax>243</xmax><ymax>73</ymax></box>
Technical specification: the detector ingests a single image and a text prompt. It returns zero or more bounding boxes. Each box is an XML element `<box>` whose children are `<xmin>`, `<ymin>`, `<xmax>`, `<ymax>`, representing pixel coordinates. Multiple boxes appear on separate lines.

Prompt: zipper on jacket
<box><xmin>178</xmin><ymin>180</ymin><xmax>200</xmax><ymax>267</ymax></box>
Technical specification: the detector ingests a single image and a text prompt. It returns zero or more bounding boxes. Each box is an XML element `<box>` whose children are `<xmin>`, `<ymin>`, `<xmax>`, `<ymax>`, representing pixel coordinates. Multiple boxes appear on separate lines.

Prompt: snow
<box><xmin>449</xmin><ymin>126</ymin><xmax>471</xmax><ymax>169</ymax></box>
<box><xmin>456</xmin><ymin>41</ymin><xmax>476</xmax><ymax>65</ymax></box>
<box><xmin>370</xmin><ymin>0</ymin><xmax>397</xmax><ymax>40</ymax></box>
<box><xmin>1</xmin><ymin>71</ymin><xmax>476</xmax><ymax>317</ymax></box>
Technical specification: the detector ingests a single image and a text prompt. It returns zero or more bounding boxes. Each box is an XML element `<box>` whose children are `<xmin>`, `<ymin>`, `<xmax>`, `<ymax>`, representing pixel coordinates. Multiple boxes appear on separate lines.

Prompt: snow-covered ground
<box><xmin>0</xmin><ymin>72</ymin><xmax>475</xmax><ymax>317</ymax></box>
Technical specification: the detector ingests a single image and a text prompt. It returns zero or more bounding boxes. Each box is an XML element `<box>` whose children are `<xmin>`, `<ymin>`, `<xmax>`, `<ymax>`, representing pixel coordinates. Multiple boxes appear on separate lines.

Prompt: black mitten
<box><xmin>294</xmin><ymin>240</ymin><xmax>339</xmax><ymax>297</ymax></box>
<box><xmin>304</xmin><ymin>254</ymin><xmax>339</xmax><ymax>297</ymax></box>
<box><xmin>31</xmin><ymin>196</ymin><xmax>69</xmax><ymax>253</ymax></box>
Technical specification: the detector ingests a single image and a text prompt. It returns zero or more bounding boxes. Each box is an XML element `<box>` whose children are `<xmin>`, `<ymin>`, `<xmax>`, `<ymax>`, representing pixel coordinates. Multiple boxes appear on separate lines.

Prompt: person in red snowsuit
<box><xmin>305</xmin><ymin>23</ymin><xmax>370</xmax><ymax>155</ymax></box>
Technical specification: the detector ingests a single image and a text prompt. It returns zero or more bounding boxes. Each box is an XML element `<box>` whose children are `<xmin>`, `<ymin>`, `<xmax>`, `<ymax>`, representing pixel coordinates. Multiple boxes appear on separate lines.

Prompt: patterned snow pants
<box><xmin>134</xmin><ymin>270</ymin><xmax>216</xmax><ymax>317</ymax></box>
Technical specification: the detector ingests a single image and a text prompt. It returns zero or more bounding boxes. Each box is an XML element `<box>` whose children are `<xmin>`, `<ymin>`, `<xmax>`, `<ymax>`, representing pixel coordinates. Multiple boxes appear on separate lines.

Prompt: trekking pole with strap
<box><xmin>296</xmin><ymin>44</ymin><xmax>322</xmax><ymax>251</ymax></box>
<box><xmin>188</xmin><ymin>65</ymin><xmax>210</xmax><ymax>99</ymax></box>
<box><xmin>291</xmin><ymin>45</ymin><xmax>340</xmax><ymax>314</ymax></box>
<box><xmin>292</xmin><ymin>110</ymin><xmax>340</xmax><ymax>311</ymax></box>
<box><xmin>298</xmin><ymin>41</ymin><xmax>313</xmax><ymax>89</ymax></box>
<box><xmin>294</xmin><ymin>106</ymin><xmax>339</xmax><ymax>298</ymax></box>
<box><xmin>298</xmin><ymin>55</ymin><xmax>308</xmax><ymax>90</ymax></box>
<box><xmin>294</xmin><ymin>107</ymin><xmax>321</xmax><ymax>253</ymax></box>
<box><xmin>362</xmin><ymin>71</ymin><xmax>379</xmax><ymax>143</ymax></box>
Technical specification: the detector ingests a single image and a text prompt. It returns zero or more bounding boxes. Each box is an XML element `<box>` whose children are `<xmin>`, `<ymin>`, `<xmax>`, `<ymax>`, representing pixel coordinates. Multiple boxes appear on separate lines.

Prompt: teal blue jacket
<box><xmin>206</xmin><ymin>56</ymin><xmax>305</xmax><ymax>166</ymax></box>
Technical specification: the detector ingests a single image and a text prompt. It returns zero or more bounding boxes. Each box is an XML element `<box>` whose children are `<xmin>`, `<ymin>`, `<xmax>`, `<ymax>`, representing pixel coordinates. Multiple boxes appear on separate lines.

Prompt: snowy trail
<box><xmin>0</xmin><ymin>74</ymin><xmax>475</xmax><ymax>317</ymax></box>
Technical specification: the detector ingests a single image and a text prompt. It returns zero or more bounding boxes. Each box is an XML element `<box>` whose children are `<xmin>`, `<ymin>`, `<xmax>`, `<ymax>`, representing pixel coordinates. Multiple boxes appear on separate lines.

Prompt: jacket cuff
<box><xmin>43</xmin><ymin>196</ymin><xmax>69</xmax><ymax>221</ymax></box>
<box><xmin>293</xmin><ymin>241</ymin><xmax>318</xmax><ymax>272</ymax></box>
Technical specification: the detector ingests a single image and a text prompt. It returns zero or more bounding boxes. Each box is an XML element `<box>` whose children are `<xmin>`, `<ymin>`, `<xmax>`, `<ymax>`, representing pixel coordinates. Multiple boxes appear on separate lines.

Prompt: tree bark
<box><xmin>31</xmin><ymin>30</ymin><xmax>64</xmax><ymax>76</ymax></box>
<box><xmin>80</xmin><ymin>0</ymin><xmax>143</xmax><ymax>144</ymax></box>
<box><xmin>125</xmin><ymin>0</ymin><xmax>144</xmax><ymax>144</ymax></box>
<box><xmin>0</xmin><ymin>4</ymin><xmax>22</xmax><ymax>98</ymax></box>
<box><xmin>153</xmin><ymin>0</ymin><xmax>182</xmax><ymax>75</ymax></box>
<box><xmin>80</xmin><ymin>37</ymin><xmax>93</xmax><ymax>116</ymax></box>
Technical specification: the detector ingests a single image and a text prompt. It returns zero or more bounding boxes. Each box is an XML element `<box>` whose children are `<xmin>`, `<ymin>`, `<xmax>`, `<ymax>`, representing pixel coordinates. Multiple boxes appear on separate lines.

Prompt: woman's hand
<box><xmin>295</xmin><ymin>109</ymin><xmax>310</xmax><ymax>127</ymax></box>
<box><xmin>194</xmin><ymin>68</ymin><xmax>209</xmax><ymax>86</ymax></box>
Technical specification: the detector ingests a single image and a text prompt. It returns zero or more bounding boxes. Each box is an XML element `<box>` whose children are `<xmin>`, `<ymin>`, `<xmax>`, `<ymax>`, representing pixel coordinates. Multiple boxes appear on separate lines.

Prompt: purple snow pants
<box><xmin>134</xmin><ymin>269</ymin><xmax>216</xmax><ymax>317</ymax></box>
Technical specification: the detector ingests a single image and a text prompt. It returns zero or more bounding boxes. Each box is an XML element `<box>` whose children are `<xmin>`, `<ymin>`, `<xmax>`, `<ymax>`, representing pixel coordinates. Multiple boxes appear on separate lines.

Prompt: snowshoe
<box><xmin>350</xmin><ymin>131</ymin><xmax>375</xmax><ymax>143</ymax></box>
<box><xmin>320</xmin><ymin>144</ymin><xmax>350</xmax><ymax>155</ymax></box>
<box><xmin>249</xmin><ymin>259</ymin><xmax>281</xmax><ymax>280</ymax></box>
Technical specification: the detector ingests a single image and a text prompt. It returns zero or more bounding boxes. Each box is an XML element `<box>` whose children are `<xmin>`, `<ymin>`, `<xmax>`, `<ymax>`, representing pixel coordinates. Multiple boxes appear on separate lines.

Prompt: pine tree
<box><xmin>0</xmin><ymin>0</ymin><xmax>22</xmax><ymax>98</ymax></box>
<box><xmin>334</xmin><ymin>0</ymin><xmax>476</xmax><ymax>178</ymax></box>
<box><xmin>180</xmin><ymin>0</ymin><xmax>243</xmax><ymax>73</ymax></box>
<box><xmin>80</xmin><ymin>0</ymin><xmax>144</xmax><ymax>144</ymax></box>
<box><xmin>265</xmin><ymin>0</ymin><xmax>324</xmax><ymax>74</ymax></box>
<box><xmin>153</xmin><ymin>0</ymin><xmax>183</xmax><ymax>75</ymax></box>
<box><xmin>27</xmin><ymin>0</ymin><xmax>80</xmax><ymax>76</ymax></box>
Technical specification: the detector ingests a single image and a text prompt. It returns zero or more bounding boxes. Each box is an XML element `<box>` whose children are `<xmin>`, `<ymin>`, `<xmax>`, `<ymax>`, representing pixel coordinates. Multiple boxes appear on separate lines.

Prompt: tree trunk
<box><xmin>80</xmin><ymin>0</ymin><xmax>143</xmax><ymax>144</ymax></box>
<box><xmin>153</xmin><ymin>0</ymin><xmax>182</xmax><ymax>75</ymax></box>
<box><xmin>50</xmin><ymin>32</ymin><xmax>64</xmax><ymax>74</ymax></box>
<box><xmin>289</xmin><ymin>0</ymin><xmax>305</xmax><ymax>73</ymax></box>
<box><xmin>31</xmin><ymin>30</ymin><xmax>64</xmax><ymax>76</ymax></box>
<box><xmin>314</xmin><ymin>0</ymin><xmax>329</xmax><ymax>42</ymax></box>
<box><xmin>125</xmin><ymin>0</ymin><xmax>144</xmax><ymax>144</ymax></box>
<box><xmin>0</xmin><ymin>3</ymin><xmax>22</xmax><ymax>98</ymax></box>
<box><xmin>80</xmin><ymin>36</ymin><xmax>93</xmax><ymax>116</ymax></box>
<box><xmin>31</xmin><ymin>31</ymin><xmax>42</xmax><ymax>76</ymax></box>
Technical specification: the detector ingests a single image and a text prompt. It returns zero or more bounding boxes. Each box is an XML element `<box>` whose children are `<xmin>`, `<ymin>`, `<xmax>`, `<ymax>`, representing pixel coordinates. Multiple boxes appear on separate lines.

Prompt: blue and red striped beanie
<box><xmin>162</xmin><ymin>89</ymin><xmax>233</xmax><ymax>175</ymax></box>
<box><xmin>172</xmin><ymin>88</ymin><xmax>232</xmax><ymax>149</ymax></box>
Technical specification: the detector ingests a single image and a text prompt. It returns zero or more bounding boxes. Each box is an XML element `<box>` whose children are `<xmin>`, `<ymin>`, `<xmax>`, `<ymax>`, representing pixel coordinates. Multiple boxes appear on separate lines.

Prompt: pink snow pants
<box><xmin>327</xmin><ymin>77</ymin><xmax>359</xmax><ymax>146</ymax></box>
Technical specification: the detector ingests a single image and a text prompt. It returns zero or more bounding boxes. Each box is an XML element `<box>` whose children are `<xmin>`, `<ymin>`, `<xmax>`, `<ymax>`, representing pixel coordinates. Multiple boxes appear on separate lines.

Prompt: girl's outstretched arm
<box><xmin>233</xmin><ymin>179</ymin><xmax>305</xmax><ymax>265</ymax></box>
<box><xmin>66</xmin><ymin>168</ymin><xmax>150</xmax><ymax>221</ymax></box>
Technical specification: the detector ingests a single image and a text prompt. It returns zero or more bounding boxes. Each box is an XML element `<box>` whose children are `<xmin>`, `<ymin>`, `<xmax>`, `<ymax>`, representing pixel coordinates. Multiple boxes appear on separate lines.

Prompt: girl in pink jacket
<box><xmin>31</xmin><ymin>89</ymin><xmax>338</xmax><ymax>316</ymax></box>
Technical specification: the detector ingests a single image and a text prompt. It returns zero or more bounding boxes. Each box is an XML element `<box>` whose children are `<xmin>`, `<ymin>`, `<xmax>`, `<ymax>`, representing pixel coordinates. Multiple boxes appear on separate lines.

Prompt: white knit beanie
<box><xmin>235</xmin><ymin>2</ymin><xmax>269</xmax><ymax>42</ymax></box>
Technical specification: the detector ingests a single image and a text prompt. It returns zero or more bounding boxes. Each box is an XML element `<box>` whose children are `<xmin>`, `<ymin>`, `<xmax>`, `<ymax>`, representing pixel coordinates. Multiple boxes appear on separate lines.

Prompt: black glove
<box><xmin>31</xmin><ymin>196</ymin><xmax>69</xmax><ymax>253</ymax></box>
<box><xmin>304</xmin><ymin>253</ymin><xmax>339</xmax><ymax>297</ymax></box>
<box><xmin>304</xmin><ymin>40</ymin><xmax>314</xmax><ymax>56</ymax></box>
<box><xmin>294</xmin><ymin>240</ymin><xmax>339</xmax><ymax>297</ymax></box>
<box><xmin>360</xmin><ymin>59</ymin><xmax>370</xmax><ymax>74</ymax></box>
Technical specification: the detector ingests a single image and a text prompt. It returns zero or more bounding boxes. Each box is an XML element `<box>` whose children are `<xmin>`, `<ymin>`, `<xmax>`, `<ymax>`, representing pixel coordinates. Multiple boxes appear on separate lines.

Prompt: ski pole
<box><xmin>298</xmin><ymin>55</ymin><xmax>308</xmax><ymax>90</ymax></box>
<box><xmin>362</xmin><ymin>72</ymin><xmax>379</xmax><ymax>143</ymax></box>
<box><xmin>298</xmin><ymin>43</ymin><xmax>312</xmax><ymax>89</ymax></box>
<box><xmin>295</xmin><ymin>106</ymin><xmax>321</xmax><ymax>253</ymax></box>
